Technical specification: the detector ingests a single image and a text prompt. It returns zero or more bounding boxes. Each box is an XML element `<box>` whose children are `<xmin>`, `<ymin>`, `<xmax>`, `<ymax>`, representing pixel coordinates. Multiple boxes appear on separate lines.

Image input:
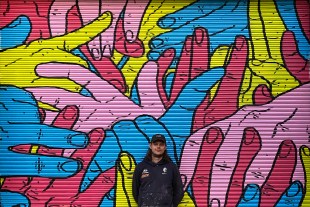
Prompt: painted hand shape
<box><xmin>0</xmin><ymin>12</ymin><xmax>112</xmax><ymax>93</ymax></box>
<box><xmin>26</xmin><ymin>60</ymin><xmax>165</xmax><ymax>132</ymax></box>
<box><xmin>179</xmin><ymin>83</ymin><xmax>310</xmax><ymax>206</ymax></box>
<box><xmin>237</xmin><ymin>148</ymin><xmax>307</xmax><ymax>207</ymax></box>
<box><xmin>240</xmin><ymin>0</ymin><xmax>305</xmax><ymax>107</ymax></box>
<box><xmin>237</xmin><ymin>181</ymin><xmax>303</xmax><ymax>207</ymax></box>
<box><xmin>0</xmin><ymin>103</ymin><xmax>83</xmax><ymax>207</ymax></box>
<box><xmin>0</xmin><ymin>190</ymin><xmax>30</xmax><ymax>207</ymax></box>
<box><xmin>274</xmin><ymin>0</ymin><xmax>310</xmax><ymax>60</ymax></box>
<box><xmin>1</xmin><ymin>107</ymin><xmax>115</xmax><ymax>206</ymax></box>
<box><xmin>0</xmin><ymin>15</ymin><xmax>30</xmax><ymax>50</ymax></box>
<box><xmin>191</xmin><ymin>32</ymin><xmax>248</xmax><ymax>131</ymax></box>
<box><xmin>80</xmin><ymin>65</ymin><xmax>224</xmax><ymax>191</ymax></box>
<box><xmin>281</xmin><ymin>30</ymin><xmax>310</xmax><ymax>84</ymax></box>
<box><xmin>49</xmin><ymin>0</ymin><xmax>149</xmax><ymax>59</ymax></box>
<box><xmin>181</xmin><ymin>127</ymin><xmax>304</xmax><ymax>207</ymax></box>
<box><xmin>0</xmin><ymin>86</ymin><xmax>88</xmax><ymax>178</ymax></box>
<box><xmin>0</xmin><ymin>0</ymin><xmax>51</xmax><ymax>42</ymax></box>
<box><xmin>149</xmin><ymin>0</ymin><xmax>249</xmax><ymax>67</ymax></box>
<box><xmin>27</xmin><ymin>26</ymin><xmax>224</xmax><ymax>134</ymax></box>
<box><xmin>115</xmin><ymin>152</ymin><xmax>137</xmax><ymax>207</ymax></box>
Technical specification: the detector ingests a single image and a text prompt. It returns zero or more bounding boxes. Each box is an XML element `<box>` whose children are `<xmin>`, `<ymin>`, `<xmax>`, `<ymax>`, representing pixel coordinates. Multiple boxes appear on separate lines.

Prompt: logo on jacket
<box><xmin>141</xmin><ymin>169</ymin><xmax>149</xmax><ymax>179</ymax></box>
<box><xmin>162</xmin><ymin>167</ymin><xmax>167</xmax><ymax>175</ymax></box>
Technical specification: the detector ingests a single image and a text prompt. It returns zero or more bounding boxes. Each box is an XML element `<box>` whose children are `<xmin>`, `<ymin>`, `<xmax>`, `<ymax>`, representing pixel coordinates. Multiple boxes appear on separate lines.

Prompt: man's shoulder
<box><xmin>136</xmin><ymin>160</ymin><xmax>148</xmax><ymax>169</ymax></box>
<box><xmin>166</xmin><ymin>161</ymin><xmax>179</xmax><ymax>171</ymax></box>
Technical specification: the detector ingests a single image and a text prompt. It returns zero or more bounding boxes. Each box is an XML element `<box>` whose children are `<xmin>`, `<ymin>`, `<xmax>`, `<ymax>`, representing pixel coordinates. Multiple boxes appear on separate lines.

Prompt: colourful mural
<box><xmin>0</xmin><ymin>0</ymin><xmax>309</xmax><ymax>206</ymax></box>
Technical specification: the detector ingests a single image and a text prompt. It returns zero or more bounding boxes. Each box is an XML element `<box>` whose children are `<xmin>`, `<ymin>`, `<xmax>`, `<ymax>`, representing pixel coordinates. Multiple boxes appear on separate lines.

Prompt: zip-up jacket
<box><xmin>132</xmin><ymin>157</ymin><xmax>184</xmax><ymax>207</ymax></box>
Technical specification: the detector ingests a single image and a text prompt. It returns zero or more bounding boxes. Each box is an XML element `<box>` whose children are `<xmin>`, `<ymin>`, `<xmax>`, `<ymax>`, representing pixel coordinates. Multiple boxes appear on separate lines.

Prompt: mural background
<box><xmin>0</xmin><ymin>0</ymin><xmax>309</xmax><ymax>206</ymax></box>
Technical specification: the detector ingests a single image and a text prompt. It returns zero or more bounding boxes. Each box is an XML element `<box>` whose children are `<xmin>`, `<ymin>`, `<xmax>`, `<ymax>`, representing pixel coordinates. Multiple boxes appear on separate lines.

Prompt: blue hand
<box><xmin>0</xmin><ymin>190</ymin><xmax>30</xmax><ymax>207</ymax></box>
<box><xmin>0</xmin><ymin>15</ymin><xmax>31</xmax><ymax>50</ymax></box>
<box><xmin>0</xmin><ymin>86</ymin><xmax>88</xmax><ymax>178</ymax></box>
<box><xmin>159</xmin><ymin>67</ymin><xmax>224</xmax><ymax>156</ymax></box>
<box><xmin>80</xmin><ymin>67</ymin><xmax>224</xmax><ymax>192</ymax></box>
<box><xmin>149</xmin><ymin>0</ymin><xmax>249</xmax><ymax>67</ymax></box>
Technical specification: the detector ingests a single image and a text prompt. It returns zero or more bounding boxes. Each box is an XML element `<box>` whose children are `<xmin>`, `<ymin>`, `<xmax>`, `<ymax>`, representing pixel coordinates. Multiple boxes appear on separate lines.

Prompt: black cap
<box><xmin>151</xmin><ymin>134</ymin><xmax>166</xmax><ymax>143</ymax></box>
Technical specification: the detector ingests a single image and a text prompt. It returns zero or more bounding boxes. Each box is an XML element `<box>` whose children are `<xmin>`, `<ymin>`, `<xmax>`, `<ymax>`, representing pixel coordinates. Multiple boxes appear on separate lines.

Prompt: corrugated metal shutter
<box><xmin>0</xmin><ymin>0</ymin><xmax>309</xmax><ymax>206</ymax></box>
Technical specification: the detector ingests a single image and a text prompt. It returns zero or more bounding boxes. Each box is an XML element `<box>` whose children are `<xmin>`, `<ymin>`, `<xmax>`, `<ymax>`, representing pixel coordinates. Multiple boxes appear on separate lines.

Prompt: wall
<box><xmin>0</xmin><ymin>0</ymin><xmax>309</xmax><ymax>206</ymax></box>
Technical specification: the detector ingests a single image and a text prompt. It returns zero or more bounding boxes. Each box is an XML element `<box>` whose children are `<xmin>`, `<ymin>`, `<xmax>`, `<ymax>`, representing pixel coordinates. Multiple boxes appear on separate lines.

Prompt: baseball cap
<box><xmin>151</xmin><ymin>134</ymin><xmax>166</xmax><ymax>143</ymax></box>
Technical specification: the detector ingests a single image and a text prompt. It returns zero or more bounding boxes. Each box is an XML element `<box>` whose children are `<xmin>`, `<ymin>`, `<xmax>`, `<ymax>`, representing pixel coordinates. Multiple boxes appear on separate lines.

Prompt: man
<box><xmin>132</xmin><ymin>134</ymin><xmax>184</xmax><ymax>207</ymax></box>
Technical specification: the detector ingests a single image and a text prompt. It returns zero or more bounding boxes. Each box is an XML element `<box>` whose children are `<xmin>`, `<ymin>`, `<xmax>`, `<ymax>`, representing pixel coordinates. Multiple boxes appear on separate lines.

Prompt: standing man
<box><xmin>132</xmin><ymin>134</ymin><xmax>184</xmax><ymax>207</ymax></box>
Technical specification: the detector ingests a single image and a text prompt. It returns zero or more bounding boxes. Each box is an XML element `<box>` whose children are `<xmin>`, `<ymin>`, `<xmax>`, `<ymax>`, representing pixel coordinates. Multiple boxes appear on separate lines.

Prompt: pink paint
<box><xmin>281</xmin><ymin>31</ymin><xmax>310</xmax><ymax>83</ymax></box>
<box><xmin>193</xmin><ymin>35</ymin><xmax>248</xmax><ymax>131</ymax></box>
<box><xmin>180</xmin><ymin>83</ymin><xmax>310</xmax><ymax>207</ymax></box>
<box><xmin>27</xmin><ymin>59</ymin><xmax>167</xmax><ymax>132</ymax></box>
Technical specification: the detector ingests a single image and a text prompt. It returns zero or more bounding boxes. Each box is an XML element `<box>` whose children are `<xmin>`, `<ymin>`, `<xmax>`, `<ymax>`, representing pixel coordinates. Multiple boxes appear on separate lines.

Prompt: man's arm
<box><xmin>172</xmin><ymin>164</ymin><xmax>184</xmax><ymax>207</ymax></box>
<box><xmin>132</xmin><ymin>165</ymin><xmax>141</xmax><ymax>203</ymax></box>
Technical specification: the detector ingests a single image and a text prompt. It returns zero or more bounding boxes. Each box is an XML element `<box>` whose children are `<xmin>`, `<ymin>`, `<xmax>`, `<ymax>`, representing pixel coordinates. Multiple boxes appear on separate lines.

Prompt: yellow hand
<box><xmin>239</xmin><ymin>0</ymin><xmax>300</xmax><ymax>106</ymax></box>
<box><xmin>0</xmin><ymin>12</ymin><xmax>112</xmax><ymax>93</ymax></box>
<box><xmin>301</xmin><ymin>146</ymin><xmax>310</xmax><ymax>207</ymax></box>
<box><xmin>115</xmin><ymin>152</ymin><xmax>137</xmax><ymax>207</ymax></box>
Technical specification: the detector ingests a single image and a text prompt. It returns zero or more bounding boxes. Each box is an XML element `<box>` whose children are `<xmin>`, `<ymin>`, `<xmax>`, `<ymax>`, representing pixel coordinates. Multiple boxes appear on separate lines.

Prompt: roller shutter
<box><xmin>0</xmin><ymin>0</ymin><xmax>309</xmax><ymax>206</ymax></box>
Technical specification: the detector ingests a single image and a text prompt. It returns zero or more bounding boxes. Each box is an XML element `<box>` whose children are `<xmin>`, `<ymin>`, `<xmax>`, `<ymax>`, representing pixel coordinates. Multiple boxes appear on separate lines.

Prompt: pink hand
<box><xmin>281</xmin><ymin>30</ymin><xmax>310</xmax><ymax>84</ymax></box>
<box><xmin>114</xmin><ymin>18</ymin><xmax>145</xmax><ymax>57</ymax></box>
<box><xmin>188</xmin><ymin>127</ymin><xmax>224</xmax><ymax>207</ymax></box>
<box><xmin>159</xmin><ymin>27</ymin><xmax>210</xmax><ymax>109</ymax></box>
<box><xmin>193</xmin><ymin>35</ymin><xmax>248</xmax><ymax>131</ymax></box>
<box><xmin>260</xmin><ymin>140</ymin><xmax>297</xmax><ymax>206</ymax></box>
<box><xmin>27</xmin><ymin>59</ymin><xmax>166</xmax><ymax>132</ymax></box>
<box><xmin>181</xmin><ymin>83</ymin><xmax>309</xmax><ymax>207</ymax></box>
<box><xmin>226</xmin><ymin>127</ymin><xmax>262</xmax><ymax>207</ymax></box>
<box><xmin>80</xmin><ymin>45</ymin><xmax>127</xmax><ymax>93</ymax></box>
<box><xmin>253</xmin><ymin>84</ymin><xmax>273</xmax><ymax>105</ymax></box>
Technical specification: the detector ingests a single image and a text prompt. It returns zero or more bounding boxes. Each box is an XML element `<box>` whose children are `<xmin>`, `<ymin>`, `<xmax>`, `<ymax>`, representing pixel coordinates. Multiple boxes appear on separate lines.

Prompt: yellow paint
<box><xmin>249</xmin><ymin>0</ymin><xmax>269</xmax><ymax>61</ymax></box>
<box><xmin>239</xmin><ymin>40</ymin><xmax>268</xmax><ymax>107</ymax></box>
<box><xmin>209</xmin><ymin>46</ymin><xmax>231</xmax><ymax>70</ymax></box>
<box><xmin>178</xmin><ymin>191</ymin><xmax>196</xmax><ymax>207</ymax></box>
<box><xmin>115</xmin><ymin>152</ymin><xmax>137</xmax><ymax>207</ymax></box>
<box><xmin>209</xmin><ymin>46</ymin><xmax>231</xmax><ymax>101</ymax></box>
<box><xmin>301</xmin><ymin>146</ymin><xmax>310</xmax><ymax>207</ymax></box>
<box><xmin>112</xmin><ymin>0</ymin><xmax>195</xmax><ymax>96</ymax></box>
<box><xmin>259</xmin><ymin>0</ymin><xmax>286</xmax><ymax>63</ymax></box>
<box><xmin>0</xmin><ymin>177</ymin><xmax>4</xmax><ymax>188</ymax></box>
<box><xmin>30</xmin><ymin>145</ymin><xmax>39</xmax><ymax>154</ymax></box>
<box><xmin>0</xmin><ymin>12</ymin><xmax>112</xmax><ymax>94</ymax></box>
<box><xmin>246</xmin><ymin>0</ymin><xmax>299</xmax><ymax>99</ymax></box>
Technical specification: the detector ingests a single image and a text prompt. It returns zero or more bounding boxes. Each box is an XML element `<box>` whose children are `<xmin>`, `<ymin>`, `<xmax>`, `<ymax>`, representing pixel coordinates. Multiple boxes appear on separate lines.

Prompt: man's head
<box><xmin>151</xmin><ymin>134</ymin><xmax>166</xmax><ymax>144</ymax></box>
<box><xmin>149</xmin><ymin>134</ymin><xmax>166</xmax><ymax>157</ymax></box>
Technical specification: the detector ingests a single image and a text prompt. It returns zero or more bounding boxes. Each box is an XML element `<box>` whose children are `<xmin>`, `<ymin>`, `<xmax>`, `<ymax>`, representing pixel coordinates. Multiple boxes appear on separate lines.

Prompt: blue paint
<box><xmin>149</xmin><ymin>0</ymin><xmax>249</xmax><ymax>67</ymax></box>
<box><xmin>0</xmin><ymin>15</ymin><xmax>30</xmax><ymax>50</ymax></box>
<box><xmin>0</xmin><ymin>86</ymin><xmax>88</xmax><ymax>178</ymax></box>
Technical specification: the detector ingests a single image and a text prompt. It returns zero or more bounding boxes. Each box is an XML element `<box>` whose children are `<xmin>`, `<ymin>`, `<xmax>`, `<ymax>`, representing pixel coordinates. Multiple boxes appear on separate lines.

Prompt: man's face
<box><xmin>149</xmin><ymin>141</ymin><xmax>166</xmax><ymax>157</ymax></box>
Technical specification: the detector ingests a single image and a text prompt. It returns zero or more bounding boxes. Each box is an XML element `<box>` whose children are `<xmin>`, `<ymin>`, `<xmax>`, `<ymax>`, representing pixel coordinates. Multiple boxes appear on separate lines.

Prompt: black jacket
<box><xmin>132</xmin><ymin>157</ymin><xmax>184</xmax><ymax>207</ymax></box>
